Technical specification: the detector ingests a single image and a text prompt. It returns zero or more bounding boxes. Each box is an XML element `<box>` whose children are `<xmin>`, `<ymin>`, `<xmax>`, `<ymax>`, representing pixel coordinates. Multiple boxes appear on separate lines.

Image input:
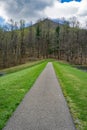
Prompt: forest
<box><xmin>0</xmin><ymin>17</ymin><xmax>87</xmax><ymax>68</ymax></box>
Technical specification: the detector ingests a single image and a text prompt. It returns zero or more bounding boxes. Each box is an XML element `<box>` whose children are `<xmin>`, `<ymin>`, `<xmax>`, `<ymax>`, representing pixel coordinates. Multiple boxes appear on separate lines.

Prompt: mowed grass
<box><xmin>0</xmin><ymin>61</ymin><xmax>47</xmax><ymax>130</ymax></box>
<box><xmin>53</xmin><ymin>61</ymin><xmax>87</xmax><ymax>130</ymax></box>
<box><xmin>0</xmin><ymin>60</ymin><xmax>45</xmax><ymax>74</ymax></box>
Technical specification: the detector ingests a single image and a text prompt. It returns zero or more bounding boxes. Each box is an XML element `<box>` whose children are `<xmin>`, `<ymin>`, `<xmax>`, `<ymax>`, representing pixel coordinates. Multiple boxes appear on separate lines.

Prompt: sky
<box><xmin>0</xmin><ymin>0</ymin><xmax>87</xmax><ymax>26</ymax></box>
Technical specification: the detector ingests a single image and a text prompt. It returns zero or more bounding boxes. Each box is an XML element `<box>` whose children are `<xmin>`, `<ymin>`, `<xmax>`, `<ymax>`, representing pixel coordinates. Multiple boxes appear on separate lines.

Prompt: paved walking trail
<box><xmin>3</xmin><ymin>63</ymin><xmax>76</xmax><ymax>130</ymax></box>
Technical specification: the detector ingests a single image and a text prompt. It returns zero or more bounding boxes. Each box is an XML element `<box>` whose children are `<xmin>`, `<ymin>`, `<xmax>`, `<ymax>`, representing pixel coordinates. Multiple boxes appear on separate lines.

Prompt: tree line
<box><xmin>0</xmin><ymin>18</ymin><xmax>87</xmax><ymax>68</ymax></box>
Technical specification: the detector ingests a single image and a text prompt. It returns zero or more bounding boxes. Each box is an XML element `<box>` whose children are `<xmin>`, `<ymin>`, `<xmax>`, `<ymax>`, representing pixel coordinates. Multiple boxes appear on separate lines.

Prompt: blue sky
<box><xmin>61</xmin><ymin>0</ymin><xmax>81</xmax><ymax>3</ymax></box>
<box><xmin>0</xmin><ymin>17</ymin><xmax>4</xmax><ymax>23</ymax></box>
<box><xmin>0</xmin><ymin>17</ymin><xmax>5</xmax><ymax>26</ymax></box>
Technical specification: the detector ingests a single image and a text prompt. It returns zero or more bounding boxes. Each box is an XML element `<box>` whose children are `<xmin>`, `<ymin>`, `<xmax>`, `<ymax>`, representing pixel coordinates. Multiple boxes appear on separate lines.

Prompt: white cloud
<box><xmin>0</xmin><ymin>0</ymin><xmax>54</xmax><ymax>22</ymax></box>
<box><xmin>0</xmin><ymin>1</ymin><xmax>8</xmax><ymax>21</ymax></box>
<box><xmin>0</xmin><ymin>0</ymin><xmax>87</xmax><ymax>26</ymax></box>
<box><xmin>44</xmin><ymin>1</ymin><xmax>79</xmax><ymax>18</ymax></box>
<box><xmin>45</xmin><ymin>0</ymin><xmax>79</xmax><ymax>18</ymax></box>
<box><xmin>44</xmin><ymin>0</ymin><xmax>87</xmax><ymax>26</ymax></box>
<box><xmin>78</xmin><ymin>0</ymin><xmax>87</xmax><ymax>16</ymax></box>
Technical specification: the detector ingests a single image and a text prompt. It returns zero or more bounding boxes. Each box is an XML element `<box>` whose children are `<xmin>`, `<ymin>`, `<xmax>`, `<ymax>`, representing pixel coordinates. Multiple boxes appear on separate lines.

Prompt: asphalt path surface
<box><xmin>3</xmin><ymin>62</ymin><xmax>76</xmax><ymax>130</ymax></box>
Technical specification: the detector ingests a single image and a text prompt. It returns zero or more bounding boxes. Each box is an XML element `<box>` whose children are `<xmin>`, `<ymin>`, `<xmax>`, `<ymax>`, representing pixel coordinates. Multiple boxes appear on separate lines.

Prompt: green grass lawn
<box><xmin>0</xmin><ymin>61</ymin><xmax>47</xmax><ymax>130</ymax></box>
<box><xmin>53</xmin><ymin>61</ymin><xmax>87</xmax><ymax>130</ymax></box>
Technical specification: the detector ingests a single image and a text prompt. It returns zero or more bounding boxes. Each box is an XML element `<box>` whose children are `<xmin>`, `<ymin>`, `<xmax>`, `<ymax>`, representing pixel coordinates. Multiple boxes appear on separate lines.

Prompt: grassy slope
<box><xmin>53</xmin><ymin>61</ymin><xmax>87</xmax><ymax>130</ymax></box>
<box><xmin>0</xmin><ymin>60</ymin><xmax>44</xmax><ymax>74</ymax></box>
<box><xmin>0</xmin><ymin>61</ymin><xmax>47</xmax><ymax>130</ymax></box>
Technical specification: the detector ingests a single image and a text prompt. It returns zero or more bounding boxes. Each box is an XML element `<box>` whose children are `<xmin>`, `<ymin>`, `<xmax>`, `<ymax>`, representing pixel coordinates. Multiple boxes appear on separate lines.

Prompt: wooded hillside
<box><xmin>0</xmin><ymin>18</ymin><xmax>87</xmax><ymax>68</ymax></box>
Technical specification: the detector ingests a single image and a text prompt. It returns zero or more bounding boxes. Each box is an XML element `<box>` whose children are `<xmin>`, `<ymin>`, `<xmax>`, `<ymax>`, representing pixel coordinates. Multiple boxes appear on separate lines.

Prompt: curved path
<box><xmin>3</xmin><ymin>62</ymin><xmax>76</xmax><ymax>130</ymax></box>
